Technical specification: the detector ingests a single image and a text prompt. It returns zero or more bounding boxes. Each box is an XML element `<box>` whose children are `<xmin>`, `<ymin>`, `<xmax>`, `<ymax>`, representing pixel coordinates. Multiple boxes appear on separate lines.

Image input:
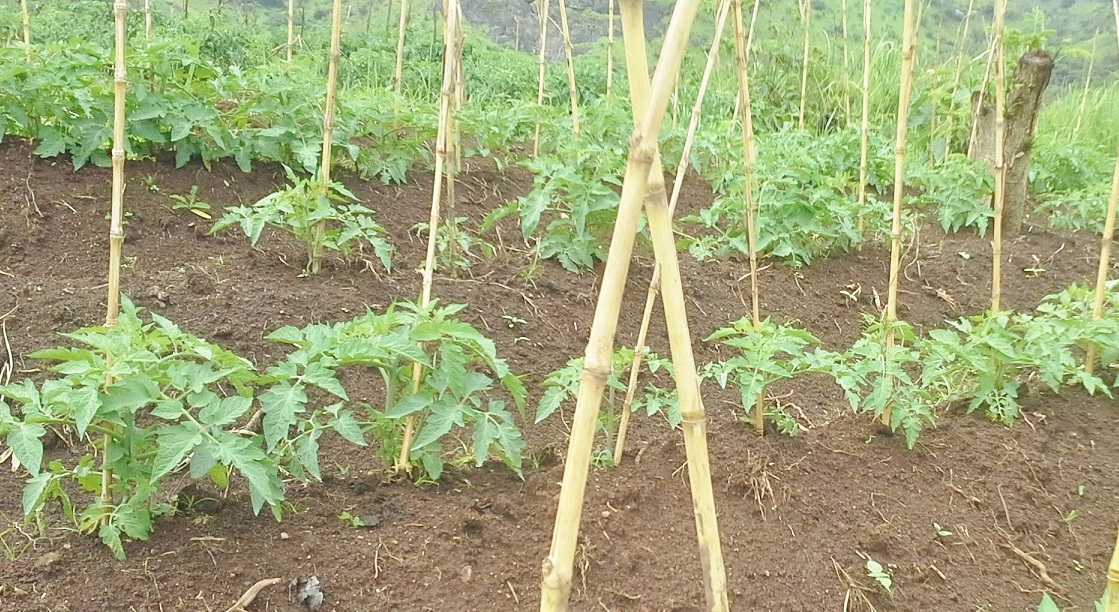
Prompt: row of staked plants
<box><xmin>0</xmin><ymin>297</ymin><xmax>526</xmax><ymax>558</ymax></box>
<box><xmin>5</xmin><ymin>2</ymin><xmax>1115</xmax><ymax>278</ymax></box>
<box><xmin>6</xmin><ymin>280</ymin><xmax>1113</xmax><ymax>559</ymax></box>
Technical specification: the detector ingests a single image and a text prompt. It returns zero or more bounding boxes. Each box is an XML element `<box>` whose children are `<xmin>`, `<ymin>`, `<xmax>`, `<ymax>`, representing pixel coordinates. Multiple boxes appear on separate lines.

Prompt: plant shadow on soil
<box><xmin>0</xmin><ymin>140</ymin><xmax>1116</xmax><ymax>611</ymax></box>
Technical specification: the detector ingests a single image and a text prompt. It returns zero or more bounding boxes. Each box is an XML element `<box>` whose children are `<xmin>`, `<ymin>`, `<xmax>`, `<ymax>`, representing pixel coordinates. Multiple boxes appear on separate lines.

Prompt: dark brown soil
<box><xmin>0</xmin><ymin>140</ymin><xmax>1117</xmax><ymax>612</ymax></box>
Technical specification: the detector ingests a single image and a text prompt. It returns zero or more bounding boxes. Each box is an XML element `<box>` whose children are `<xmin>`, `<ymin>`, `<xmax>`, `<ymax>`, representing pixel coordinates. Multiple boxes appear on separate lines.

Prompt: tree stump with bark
<box><xmin>968</xmin><ymin>50</ymin><xmax>1054</xmax><ymax>234</ymax></box>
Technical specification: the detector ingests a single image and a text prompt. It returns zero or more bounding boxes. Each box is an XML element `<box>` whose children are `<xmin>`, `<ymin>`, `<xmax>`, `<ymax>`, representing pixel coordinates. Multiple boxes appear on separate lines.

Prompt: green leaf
<box><xmin>8</xmin><ymin>423</ymin><xmax>46</xmax><ymax>476</ymax></box>
<box><xmin>22</xmin><ymin>472</ymin><xmax>53</xmax><ymax>516</ymax></box>
<box><xmin>67</xmin><ymin>386</ymin><xmax>101</xmax><ymax>438</ymax></box>
<box><xmin>328</xmin><ymin>407</ymin><xmax>366</xmax><ymax>446</ymax></box>
<box><xmin>411</xmin><ymin>400</ymin><xmax>458</xmax><ymax>451</ymax></box>
<box><xmin>99</xmin><ymin>521</ymin><xmax>126</xmax><ymax>560</ymax></box>
<box><xmin>303</xmin><ymin>361</ymin><xmax>348</xmax><ymax>399</ymax></box>
<box><xmin>152</xmin><ymin>425</ymin><xmax>203</xmax><ymax>481</ymax></box>
<box><xmin>385</xmin><ymin>393</ymin><xmax>431</xmax><ymax>419</ymax></box>
<box><xmin>259</xmin><ymin>381</ymin><xmax>307</xmax><ymax>451</ymax></box>
<box><xmin>199</xmin><ymin>395</ymin><xmax>254</xmax><ymax>427</ymax></box>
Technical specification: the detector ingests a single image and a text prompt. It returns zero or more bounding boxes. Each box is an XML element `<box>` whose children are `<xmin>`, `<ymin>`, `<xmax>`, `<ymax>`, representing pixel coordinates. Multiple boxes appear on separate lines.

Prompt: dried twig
<box><xmin>224</xmin><ymin>577</ymin><xmax>283</xmax><ymax>612</ymax></box>
<box><xmin>1000</xmin><ymin>541</ymin><xmax>1065</xmax><ymax>595</ymax></box>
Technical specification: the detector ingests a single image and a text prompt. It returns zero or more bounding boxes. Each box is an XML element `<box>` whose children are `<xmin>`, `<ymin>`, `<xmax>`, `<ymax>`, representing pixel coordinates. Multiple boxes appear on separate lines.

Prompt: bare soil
<box><xmin>0</xmin><ymin>140</ymin><xmax>1117</xmax><ymax>611</ymax></box>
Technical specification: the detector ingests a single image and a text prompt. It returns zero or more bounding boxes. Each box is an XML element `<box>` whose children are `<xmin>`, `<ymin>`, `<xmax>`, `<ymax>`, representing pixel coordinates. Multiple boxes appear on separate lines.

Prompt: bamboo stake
<box><xmin>540</xmin><ymin>1</ymin><xmax>726</xmax><ymax>608</ymax></box>
<box><xmin>733</xmin><ymin>0</ymin><xmax>760</xmax><ymax>123</ymax></box>
<box><xmin>393</xmin><ymin>0</ymin><xmax>410</xmax><ymax>107</ymax></box>
<box><xmin>797</xmin><ymin>0</ymin><xmax>811</xmax><ymax>131</ymax></box>
<box><xmin>614</xmin><ymin>0</ymin><xmax>732</xmax><ymax>464</ymax></box>
<box><xmin>990</xmin><ymin>0</ymin><xmax>1007</xmax><ymax>312</ymax></box>
<box><xmin>943</xmin><ymin>0</ymin><xmax>974</xmax><ymax>154</ymax></box>
<box><xmin>881</xmin><ymin>0</ymin><xmax>917</xmax><ymax>428</ymax></box>
<box><xmin>841</xmin><ymin>0</ymin><xmax>851</xmax><ymax>125</ymax></box>
<box><xmin>1073</xmin><ymin>32</ymin><xmax>1098</xmax><ymax>141</ymax></box>
<box><xmin>1084</xmin><ymin>151</ymin><xmax>1119</xmax><ymax>374</ymax></box>
<box><xmin>20</xmin><ymin>0</ymin><xmax>30</xmax><ymax>60</ymax></box>
<box><xmin>856</xmin><ymin>0</ymin><xmax>871</xmax><ymax>240</ymax></box>
<box><xmin>102</xmin><ymin>0</ymin><xmax>129</xmax><ymax>525</ymax></box>
<box><xmin>557</xmin><ymin>0</ymin><xmax>581</xmax><ymax>136</ymax></box>
<box><xmin>728</xmin><ymin>0</ymin><xmax>764</xmax><ymax>432</ymax></box>
<box><xmin>144</xmin><ymin>0</ymin><xmax>152</xmax><ymax>42</ymax></box>
<box><xmin>287</xmin><ymin>0</ymin><xmax>296</xmax><ymax>61</ymax></box>
<box><xmin>308</xmin><ymin>0</ymin><xmax>343</xmax><ymax>275</ymax></box>
<box><xmin>396</xmin><ymin>0</ymin><xmax>463</xmax><ymax>472</ymax></box>
<box><xmin>607</xmin><ymin>0</ymin><xmax>615</xmax><ymax>95</ymax></box>
<box><xmin>1106</xmin><ymin>525</ymin><xmax>1119</xmax><ymax>612</ymax></box>
<box><xmin>532</xmin><ymin>0</ymin><xmax>551</xmax><ymax>159</ymax></box>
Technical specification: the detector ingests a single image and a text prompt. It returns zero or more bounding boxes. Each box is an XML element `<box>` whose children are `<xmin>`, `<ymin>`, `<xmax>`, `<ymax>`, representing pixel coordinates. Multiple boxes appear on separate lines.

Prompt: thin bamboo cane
<box><xmin>1073</xmin><ymin>32</ymin><xmax>1098</xmax><ymax>141</ymax></box>
<box><xmin>732</xmin><ymin>0</ymin><xmax>759</xmax><ymax>124</ymax></box>
<box><xmin>144</xmin><ymin>0</ymin><xmax>152</xmax><ymax>42</ymax></box>
<box><xmin>288</xmin><ymin>0</ymin><xmax>296</xmax><ymax>61</ymax></box>
<box><xmin>880</xmin><ymin>0</ymin><xmax>917</xmax><ymax>428</ymax></box>
<box><xmin>1084</xmin><ymin>151</ymin><xmax>1119</xmax><ymax>374</ymax></box>
<box><xmin>557</xmin><ymin>0</ymin><xmax>581</xmax><ymax>136</ymax></box>
<box><xmin>607</xmin><ymin>0</ymin><xmax>615</xmax><ymax>95</ymax></box>
<box><xmin>393</xmin><ymin>0</ymin><xmax>410</xmax><ymax>108</ymax></box>
<box><xmin>856</xmin><ymin>0</ymin><xmax>871</xmax><ymax>241</ymax></box>
<box><xmin>990</xmin><ymin>0</ymin><xmax>1007</xmax><ymax>312</ymax></box>
<box><xmin>540</xmin><ymin>2</ymin><xmax>721</xmax><ymax>608</ymax></box>
<box><xmin>532</xmin><ymin>0</ymin><xmax>551</xmax><ymax>159</ymax></box>
<box><xmin>797</xmin><ymin>0</ymin><xmax>811</xmax><ymax>131</ymax></box>
<box><xmin>308</xmin><ymin>0</ymin><xmax>343</xmax><ymax>275</ymax></box>
<box><xmin>20</xmin><ymin>0</ymin><xmax>30</xmax><ymax>60</ymax></box>
<box><xmin>102</xmin><ymin>0</ymin><xmax>129</xmax><ymax>525</ymax></box>
<box><xmin>614</xmin><ymin>0</ymin><xmax>732</xmax><ymax>464</ymax></box>
<box><xmin>841</xmin><ymin>0</ymin><xmax>850</xmax><ymax>125</ymax></box>
<box><xmin>730</xmin><ymin>0</ymin><xmax>763</xmax><ymax>433</ymax></box>
<box><xmin>1106</xmin><ymin>525</ymin><xmax>1119</xmax><ymax>612</ymax></box>
<box><xmin>943</xmin><ymin>0</ymin><xmax>975</xmax><ymax>154</ymax></box>
<box><xmin>396</xmin><ymin>0</ymin><xmax>463</xmax><ymax>472</ymax></box>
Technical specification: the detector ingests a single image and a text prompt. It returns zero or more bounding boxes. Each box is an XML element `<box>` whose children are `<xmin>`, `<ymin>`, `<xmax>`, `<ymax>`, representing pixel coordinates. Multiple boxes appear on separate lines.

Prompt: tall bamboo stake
<box><xmin>287</xmin><ymin>0</ymin><xmax>296</xmax><ymax>61</ymax></box>
<box><xmin>308</xmin><ymin>0</ymin><xmax>343</xmax><ymax>275</ymax></box>
<box><xmin>614</xmin><ymin>0</ymin><xmax>732</xmax><ymax>464</ymax></box>
<box><xmin>143</xmin><ymin>0</ymin><xmax>152</xmax><ymax>42</ymax></box>
<box><xmin>20</xmin><ymin>0</ymin><xmax>30</xmax><ymax>59</ymax></box>
<box><xmin>396</xmin><ymin>0</ymin><xmax>463</xmax><ymax>472</ymax></box>
<box><xmin>841</xmin><ymin>0</ymin><xmax>851</xmax><ymax>125</ymax></box>
<box><xmin>729</xmin><ymin>0</ymin><xmax>763</xmax><ymax>433</ymax></box>
<box><xmin>607</xmin><ymin>0</ymin><xmax>615</xmax><ymax>95</ymax></box>
<box><xmin>1084</xmin><ymin>151</ymin><xmax>1119</xmax><ymax>374</ymax></box>
<box><xmin>540</xmin><ymin>0</ymin><xmax>727</xmax><ymax>608</ymax></box>
<box><xmin>393</xmin><ymin>0</ymin><xmax>410</xmax><ymax>106</ymax></box>
<box><xmin>532</xmin><ymin>0</ymin><xmax>551</xmax><ymax>158</ymax></box>
<box><xmin>732</xmin><ymin>0</ymin><xmax>759</xmax><ymax>124</ymax></box>
<box><xmin>557</xmin><ymin>0</ymin><xmax>581</xmax><ymax>136</ymax></box>
<box><xmin>990</xmin><ymin>0</ymin><xmax>1007</xmax><ymax>312</ymax></box>
<box><xmin>880</xmin><ymin>0</ymin><xmax>917</xmax><ymax>428</ymax></box>
<box><xmin>943</xmin><ymin>0</ymin><xmax>974</xmax><ymax>154</ymax></box>
<box><xmin>856</xmin><ymin>0</ymin><xmax>871</xmax><ymax>240</ymax></box>
<box><xmin>1107</xmin><ymin>525</ymin><xmax>1119</xmax><ymax>612</ymax></box>
<box><xmin>102</xmin><ymin>0</ymin><xmax>129</xmax><ymax>525</ymax></box>
<box><xmin>1073</xmin><ymin>32</ymin><xmax>1098</xmax><ymax>141</ymax></box>
<box><xmin>797</xmin><ymin>0</ymin><xmax>811</xmax><ymax>131</ymax></box>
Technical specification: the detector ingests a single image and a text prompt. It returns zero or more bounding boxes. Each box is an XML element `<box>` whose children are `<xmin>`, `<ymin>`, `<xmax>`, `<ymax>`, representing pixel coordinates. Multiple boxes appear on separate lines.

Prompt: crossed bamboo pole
<box><xmin>397</xmin><ymin>0</ymin><xmax>464</xmax><ymax>471</ymax></box>
<box><xmin>943</xmin><ymin>0</ymin><xmax>975</xmax><ymax>154</ymax></box>
<box><xmin>880</xmin><ymin>0</ymin><xmax>917</xmax><ymax>428</ymax></box>
<box><xmin>557</xmin><ymin>0</ymin><xmax>581</xmax><ymax>136</ymax></box>
<box><xmin>613</xmin><ymin>0</ymin><xmax>732</xmax><ymax>463</ymax></box>
<box><xmin>540</xmin><ymin>0</ymin><xmax>727</xmax><ymax>608</ymax></box>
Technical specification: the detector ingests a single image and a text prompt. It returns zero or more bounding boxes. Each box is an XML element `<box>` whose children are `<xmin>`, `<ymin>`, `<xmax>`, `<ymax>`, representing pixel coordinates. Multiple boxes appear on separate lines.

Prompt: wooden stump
<box><xmin>968</xmin><ymin>51</ymin><xmax>1054</xmax><ymax>234</ymax></box>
